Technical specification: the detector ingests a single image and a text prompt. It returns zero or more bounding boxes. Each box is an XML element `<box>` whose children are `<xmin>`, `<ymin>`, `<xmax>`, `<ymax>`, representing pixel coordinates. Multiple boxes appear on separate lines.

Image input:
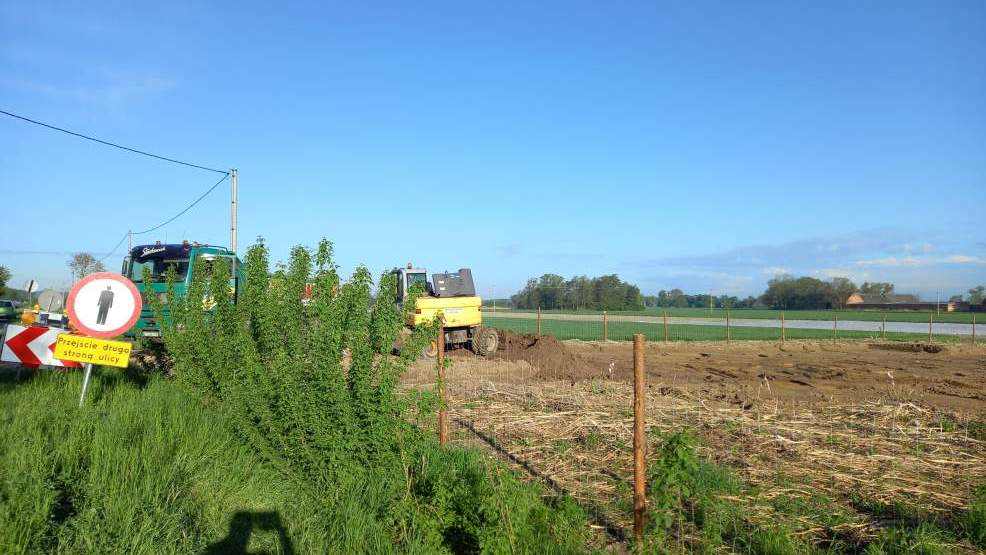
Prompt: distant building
<box><xmin>845</xmin><ymin>293</ymin><xmax>960</xmax><ymax>312</ymax></box>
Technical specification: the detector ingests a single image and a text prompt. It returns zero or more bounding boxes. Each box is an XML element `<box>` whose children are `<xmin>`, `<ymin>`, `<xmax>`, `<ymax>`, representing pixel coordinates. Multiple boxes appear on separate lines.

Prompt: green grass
<box><xmin>0</xmin><ymin>368</ymin><xmax>336</xmax><ymax>554</ymax></box>
<box><xmin>484</xmin><ymin>316</ymin><xmax>960</xmax><ymax>343</ymax></box>
<box><xmin>502</xmin><ymin>307</ymin><xmax>983</xmax><ymax>325</ymax></box>
<box><xmin>0</xmin><ymin>368</ymin><xmax>594</xmax><ymax>553</ymax></box>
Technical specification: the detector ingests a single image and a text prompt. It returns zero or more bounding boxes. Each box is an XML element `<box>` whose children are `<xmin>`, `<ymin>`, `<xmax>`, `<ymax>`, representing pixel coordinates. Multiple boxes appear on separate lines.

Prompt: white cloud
<box><xmin>854</xmin><ymin>256</ymin><xmax>923</xmax><ymax>267</ymax></box>
<box><xmin>943</xmin><ymin>255</ymin><xmax>983</xmax><ymax>264</ymax></box>
<box><xmin>854</xmin><ymin>255</ymin><xmax>984</xmax><ymax>267</ymax></box>
<box><xmin>0</xmin><ymin>75</ymin><xmax>176</xmax><ymax>107</ymax></box>
<box><xmin>812</xmin><ymin>268</ymin><xmax>871</xmax><ymax>283</ymax></box>
<box><xmin>762</xmin><ymin>266</ymin><xmax>787</xmax><ymax>275</ymax></box>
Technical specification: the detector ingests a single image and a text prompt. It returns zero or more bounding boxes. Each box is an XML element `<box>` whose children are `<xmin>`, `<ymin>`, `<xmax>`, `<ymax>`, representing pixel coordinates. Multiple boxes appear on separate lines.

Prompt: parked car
<box><xmin>0</xmin><ymin>300</ymin><xmax>17</xmax><ymax>322</ymax></box>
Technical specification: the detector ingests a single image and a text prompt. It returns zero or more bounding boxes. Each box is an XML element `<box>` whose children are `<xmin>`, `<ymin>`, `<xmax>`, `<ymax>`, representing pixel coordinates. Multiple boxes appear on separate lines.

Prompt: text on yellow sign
<box><xmin>54</xmin><ymin>335</ymin><xmax>132</xmax><ymax>368</ymax></box>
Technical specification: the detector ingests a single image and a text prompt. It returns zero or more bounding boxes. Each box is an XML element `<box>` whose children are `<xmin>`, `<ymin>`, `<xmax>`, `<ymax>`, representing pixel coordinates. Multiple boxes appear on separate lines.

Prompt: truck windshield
<box><xmin>130</xmin><ymin>258</ymin><xmax>190</xmax><ymax>283</ymax></box>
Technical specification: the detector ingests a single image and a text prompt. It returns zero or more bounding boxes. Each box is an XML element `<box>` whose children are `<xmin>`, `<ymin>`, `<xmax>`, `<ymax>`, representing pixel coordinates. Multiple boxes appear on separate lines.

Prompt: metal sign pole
<box><xmin>79</xmin><ymin>363</ymin><xmax>93</xmax><ymax>407</ymax></box>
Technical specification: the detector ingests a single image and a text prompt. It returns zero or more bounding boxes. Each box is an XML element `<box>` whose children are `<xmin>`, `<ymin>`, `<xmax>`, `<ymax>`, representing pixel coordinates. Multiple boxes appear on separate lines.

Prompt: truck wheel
<box><xmin>472</xmin><ymin>327</ymin><xmax>499</xmax><ymax>356</ymax></box>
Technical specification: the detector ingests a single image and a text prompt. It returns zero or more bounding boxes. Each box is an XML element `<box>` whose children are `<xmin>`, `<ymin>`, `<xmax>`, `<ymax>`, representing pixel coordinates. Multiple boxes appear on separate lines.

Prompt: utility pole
<box><xmin>230</xmin><ymin>169</ymin><xmax>238</xmax><ymax>255</ymax></box>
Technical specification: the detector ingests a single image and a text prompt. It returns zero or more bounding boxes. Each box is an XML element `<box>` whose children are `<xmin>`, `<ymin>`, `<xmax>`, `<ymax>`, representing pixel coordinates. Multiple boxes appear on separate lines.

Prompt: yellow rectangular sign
<box><xmin>54</xmin><ymin>335</ymin><xmax>132</xmax><ymax>368</ymax></box>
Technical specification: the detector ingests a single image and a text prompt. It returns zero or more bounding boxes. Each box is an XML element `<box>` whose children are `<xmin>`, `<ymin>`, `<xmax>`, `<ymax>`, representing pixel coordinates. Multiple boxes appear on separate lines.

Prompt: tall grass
<box><xmin>0</xmin><ymin>369</ymin><xmax>337</xmax><ymax>553</ymax></box>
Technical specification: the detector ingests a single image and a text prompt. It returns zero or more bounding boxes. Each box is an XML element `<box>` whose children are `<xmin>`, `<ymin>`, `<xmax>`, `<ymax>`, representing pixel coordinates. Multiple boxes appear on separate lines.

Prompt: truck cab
<box><xmin>122</xmin><ymin>241</ymin><xmax>243</xmax><ymax>338</ymax></box>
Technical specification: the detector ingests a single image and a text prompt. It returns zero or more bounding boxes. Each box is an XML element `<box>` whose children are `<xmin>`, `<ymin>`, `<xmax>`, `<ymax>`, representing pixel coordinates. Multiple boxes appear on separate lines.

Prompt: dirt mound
<box><xmin>497</xmin><ymin>331</ymin><xmax>599</xmax><ymax>380</ymax></box>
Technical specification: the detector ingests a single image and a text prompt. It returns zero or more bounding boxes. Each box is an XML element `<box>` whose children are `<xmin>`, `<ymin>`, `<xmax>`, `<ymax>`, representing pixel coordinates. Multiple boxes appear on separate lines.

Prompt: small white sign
<box><xmin>23</xmin><ymin>279</ymin><xmax>39</xmax><ymax>294</ymax></box>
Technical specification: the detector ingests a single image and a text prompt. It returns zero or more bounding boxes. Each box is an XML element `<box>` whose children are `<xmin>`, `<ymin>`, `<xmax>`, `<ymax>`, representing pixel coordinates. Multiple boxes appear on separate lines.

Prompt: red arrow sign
<box><xmin>1</xmin><ymin>325</ymin><xmax>84</xmax><ymax>369</ymax></box>
<box><xmin>5</xmin><ymin>326</ymin><xmax>46</xmax><ymax>367</ymax></box>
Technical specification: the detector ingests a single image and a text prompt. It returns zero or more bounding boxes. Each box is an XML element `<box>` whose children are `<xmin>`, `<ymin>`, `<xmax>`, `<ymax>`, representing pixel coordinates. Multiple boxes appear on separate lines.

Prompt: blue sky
<box><xmin>1</xmin><ymin>1</ymin><xmax>984</xmax><ymax>299</ymax></box>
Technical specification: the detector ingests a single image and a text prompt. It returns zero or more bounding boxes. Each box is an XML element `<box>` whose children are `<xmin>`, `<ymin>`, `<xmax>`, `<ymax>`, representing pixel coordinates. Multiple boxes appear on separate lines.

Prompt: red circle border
<box><xmin>66</xmin><ymin>272</ymin><xmax>143</xmax><ymax>338</ymax></box>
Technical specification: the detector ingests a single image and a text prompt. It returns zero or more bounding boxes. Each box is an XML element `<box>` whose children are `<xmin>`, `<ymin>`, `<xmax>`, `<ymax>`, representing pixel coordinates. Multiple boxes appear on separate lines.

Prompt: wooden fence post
<box><xmin>663</xmin><ymin>310</ymin><xmax>669</xmax><ymax>343</ymax></box>
<box><xmin>438</xmin><ymin>326</ymin><xmax>448</xmax><ymax>446</ymax></box>
<box><xmin>633</xmin><ymin>334</ymin><xmax>647</xmax><ymax>547</ymax></box>
<box><xmin>833</xmin><ymin>315</ymin><xmax>838</xmax><ymax>341</ymax></box>
<box><xmin>537</xmin><ymin>306</ymin><xmax>542</xmax><ymax>338</ymax></box>
<box><xmin>882</xmin><ymin>314</ymin><xmax>886</xmax><ymax>340</ymax></box>
<box><xmin>781</xmin><ymin>311</ymin><xmax>785</xmax><ymax>342</ymax></box>
<box><xmin>726</xmin><ymin>310</ymin><xmax>731</xmax><ymax>343</ymax></box>
<box><xmin>973</xmin><ymin>314</ymin><xmax>976</xmax><ymax>344</ymax></box>
<box><xmin>603</xmin><ymin>310</ymin><xmax>608</xmax><ymax>342</ymax></box>
<box><xmin>929</xmin><ymin>313</ymin><xmax>933</xmax><ymax>343</ymax></box>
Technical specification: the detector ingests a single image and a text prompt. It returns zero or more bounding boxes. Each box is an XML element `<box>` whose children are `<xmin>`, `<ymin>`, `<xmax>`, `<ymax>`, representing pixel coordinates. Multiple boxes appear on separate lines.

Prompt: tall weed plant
<box><xmin>148</xmin><ymin>239</ymin><xmax>589</xmax><ymax>553</ymax></box>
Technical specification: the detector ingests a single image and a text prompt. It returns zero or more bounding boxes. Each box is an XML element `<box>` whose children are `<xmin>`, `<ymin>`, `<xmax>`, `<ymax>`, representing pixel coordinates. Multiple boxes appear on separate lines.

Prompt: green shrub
<box><xmin>146</xmin><ymin>239</ymin><xmax>591</xmax><ymax>552</ymax></box>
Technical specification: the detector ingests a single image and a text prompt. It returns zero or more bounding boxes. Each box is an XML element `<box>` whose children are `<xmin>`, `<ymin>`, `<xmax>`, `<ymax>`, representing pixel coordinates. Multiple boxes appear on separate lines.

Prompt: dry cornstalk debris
<box><xmin>443</xmin><ymin>377</ymin><xmax>986</xmax><ymax>540</ymax></box>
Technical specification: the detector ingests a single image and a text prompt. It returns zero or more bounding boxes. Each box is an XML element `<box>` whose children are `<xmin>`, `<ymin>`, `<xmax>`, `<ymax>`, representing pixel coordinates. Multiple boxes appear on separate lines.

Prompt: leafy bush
<box><xmin>147</xmin><ymin>239</ymin><xmax>590</xmax><ymax>552</ymax></box>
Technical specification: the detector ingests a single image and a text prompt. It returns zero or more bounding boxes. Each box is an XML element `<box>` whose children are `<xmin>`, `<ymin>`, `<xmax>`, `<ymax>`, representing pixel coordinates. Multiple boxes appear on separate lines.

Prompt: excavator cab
<box><xmin>391</xmin><ymin>264</ymin><xmax>498</xmax><ymax>356</ymax></box>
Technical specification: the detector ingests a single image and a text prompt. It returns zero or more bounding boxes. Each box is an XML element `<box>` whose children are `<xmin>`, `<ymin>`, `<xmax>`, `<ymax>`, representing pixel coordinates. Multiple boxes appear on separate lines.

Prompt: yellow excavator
<box><xmin>392</xmin><ymin>264</ymin><xmax>499</xmax><ymax>357</ymax></box>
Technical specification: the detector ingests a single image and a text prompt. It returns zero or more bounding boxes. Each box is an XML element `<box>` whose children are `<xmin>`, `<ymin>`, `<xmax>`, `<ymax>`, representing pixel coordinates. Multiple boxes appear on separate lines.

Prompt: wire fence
<box><xmin>411</xmin><ymin>318</ymin><xmax>986</xmax><ymax>550</ymax></box>
<box><xmin>480</xmin><ymin>309</ymin><xmax>979</xmax><ymax>344</ymax></box>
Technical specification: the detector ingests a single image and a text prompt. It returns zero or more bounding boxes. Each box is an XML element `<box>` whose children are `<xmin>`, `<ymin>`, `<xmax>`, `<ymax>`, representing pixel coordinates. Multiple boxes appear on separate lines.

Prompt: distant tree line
<box><xmin>508</xmin><ymin>272</ymin><xmax>986</xmax><ymax>312</ymax></box>
<box><xmin>951</xmin><ymin>285</ymin><xmax>985</xmax><ymax>304</ymax></box>
<box><xmin>511</xmin><ymin>274</ymin><xmax>644</xmax><ymax>310</ymax></box>
<box><xmin>0</xmin><ymin>265</ymin><xmax>9</xmax><ymax>297</ymax></box>
<box><xmin>642</xmin><ymin>290</ymin><xmax>758</xmax><ymax>309</ymax></box>
<box><xmin>759</xmin><ymin>276</ymin><xmax>858</xmax><ymax>310</ymax></box>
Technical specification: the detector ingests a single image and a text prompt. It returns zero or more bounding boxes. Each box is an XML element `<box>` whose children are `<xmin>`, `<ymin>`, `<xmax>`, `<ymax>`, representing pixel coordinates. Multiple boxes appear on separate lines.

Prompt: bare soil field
<box><xmin>405</xmin><ymin>335</ymin><xmax>986</xmax><ymax>551</ymax></box>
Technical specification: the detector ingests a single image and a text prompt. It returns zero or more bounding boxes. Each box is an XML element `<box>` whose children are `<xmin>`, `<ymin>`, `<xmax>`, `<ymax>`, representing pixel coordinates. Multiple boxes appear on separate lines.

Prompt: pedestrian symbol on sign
<box><xmin>96</xmin><ymin>286</ymin><xmax>114</xmax><ymax>325</ymax></box>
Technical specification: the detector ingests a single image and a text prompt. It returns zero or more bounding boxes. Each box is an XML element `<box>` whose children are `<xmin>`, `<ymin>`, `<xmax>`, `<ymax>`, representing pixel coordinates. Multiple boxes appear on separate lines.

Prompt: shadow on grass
<box><xmin>454</xmin><ymin>417</ymin><xmax>627</xmax><ymax>544</ymax></box>
<box><xmin>205</xmin><ymin>511</ymin><xmax>295</xmax><ymax>555</ymax></box>
<box><xmin>0</xmin><ymin>363</ymin><xmax>41</xmax><ymax>391</ymax></box>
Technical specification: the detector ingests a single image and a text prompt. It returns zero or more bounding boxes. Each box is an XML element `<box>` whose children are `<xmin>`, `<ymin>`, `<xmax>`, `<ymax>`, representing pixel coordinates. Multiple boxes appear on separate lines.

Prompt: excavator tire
<box><xmin>471</xmin><ymin>326</ymin><xmax>499</xmax><ymax>357</ymax></box>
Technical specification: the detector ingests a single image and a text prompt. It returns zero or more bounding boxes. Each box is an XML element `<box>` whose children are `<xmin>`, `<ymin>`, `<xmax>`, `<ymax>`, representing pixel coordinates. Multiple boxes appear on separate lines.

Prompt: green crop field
<box><xmin>483</xmin><ymin>316</ymin><xmax>963</xmax><ymax>343</ymax></box>
<box><xmin>500</xmin><ymin>306</ymin><xmax>982</xmax><ymax>324</ymax></box>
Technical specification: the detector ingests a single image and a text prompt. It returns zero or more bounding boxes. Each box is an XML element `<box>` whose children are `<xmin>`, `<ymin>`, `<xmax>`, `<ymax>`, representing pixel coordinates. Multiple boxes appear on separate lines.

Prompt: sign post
<box><xmin>79</xmin><ymin>364</ymin><xmax>94</xmax><ymax>407</ymax></box>
<box><xmin>23</xmin><ymin>279</ymin><xmax>39</xmax><ymax>313</ymax></box>
<box><xmin>62</xmin><ymin>272</ymin><xmax>142</xmax><ymax>406</ymax></box>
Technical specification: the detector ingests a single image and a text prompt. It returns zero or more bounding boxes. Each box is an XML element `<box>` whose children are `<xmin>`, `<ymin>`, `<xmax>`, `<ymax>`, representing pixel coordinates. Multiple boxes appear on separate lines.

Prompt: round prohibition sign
<box><xmin>66</xmin><ymin>272</ymin><xmax>143</xmax><ymax>338</ymax></box>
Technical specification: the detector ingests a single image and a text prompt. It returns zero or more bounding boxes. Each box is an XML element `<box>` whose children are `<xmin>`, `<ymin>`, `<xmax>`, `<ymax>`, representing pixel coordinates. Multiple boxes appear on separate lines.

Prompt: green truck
<box><xmin>122</xmin><ymin>241</ymin><xmax>244</xmax><ymax>338</ymax></box>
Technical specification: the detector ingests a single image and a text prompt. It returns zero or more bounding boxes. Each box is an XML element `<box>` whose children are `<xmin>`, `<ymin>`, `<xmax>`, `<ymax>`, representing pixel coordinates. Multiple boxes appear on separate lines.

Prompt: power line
<box><xmin>133</xmin><ymin>173</ymin><xmax>229</xmax><ymax>235</ymax></box>
<box><xmin>92</xmin><ymin>173</ymin><xmax>228</xmax><ymax>263</ymax></box>
<box><xmin>98</xmin><ymin>232</ymin><xmax>130</xmax><ymax>263</ymax></box>
<box><xmin>1</xmin><ymin>108</ymin><xmax>233</xmax><ymax>263</ymax></box>
<box><xmin>0</xmin><ymin>108</ymin><xmax>228</xmax><ymax>174</ymax></box>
